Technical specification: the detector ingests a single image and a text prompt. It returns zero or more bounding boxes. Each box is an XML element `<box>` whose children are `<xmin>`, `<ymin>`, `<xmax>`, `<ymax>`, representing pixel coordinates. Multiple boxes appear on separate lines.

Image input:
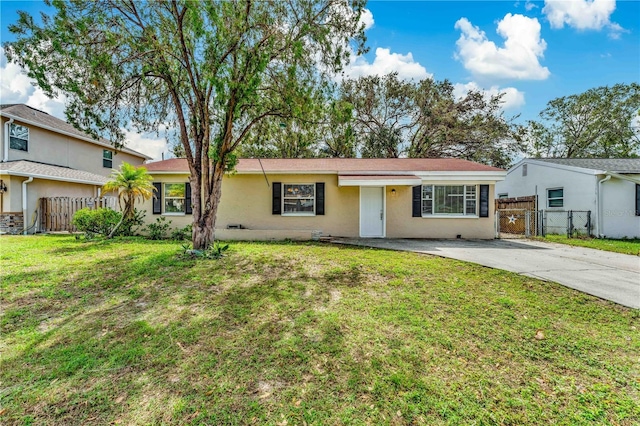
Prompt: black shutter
<box><xmin>272</xmin><ymin>182</ymin><xmax>281</xmax><ymax>215</ymax></box>
<box><xmin>636</xmin><ymin>184</ymin><xmax>640</xmax><ymax>216</ymax></box>
<box><xmin>479</xmin><ymin>184</ymin><xmax>489</xmax><ymax>217</ymax></box>
<box><xmin>316</xmin><ymin>182</ymin><xmax>325</xmax><ymax>215</ymax></box>
<box><xmin>412</xmin><ymin>185</ymin><xmax>421</xmax><ymax>217</ymax></box>
<box><xmin>152</xmin><ymin>182</ymin><xmax>162</xmax><ymax>215</ymax></box>
<box><xmin>185</xmin><ymin>182</ymin><xmax>192</xmax><ymax>214</ymax></box>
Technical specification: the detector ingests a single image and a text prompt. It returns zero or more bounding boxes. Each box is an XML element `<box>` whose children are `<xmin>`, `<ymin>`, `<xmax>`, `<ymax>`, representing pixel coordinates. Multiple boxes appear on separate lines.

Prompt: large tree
<box><xmin>340</xmin><ymin>73</ymin><xmax>523</xmax><ymax>167</ymax></box>
<box><xmin>6</xmin><ymin>0</ymin><xmax>366</xmax><ymax>249</ymax></box>
<box><xmin>525</xmin><ymin>83</ymin><xmax>640</xmax><ymax>158</ymax></box>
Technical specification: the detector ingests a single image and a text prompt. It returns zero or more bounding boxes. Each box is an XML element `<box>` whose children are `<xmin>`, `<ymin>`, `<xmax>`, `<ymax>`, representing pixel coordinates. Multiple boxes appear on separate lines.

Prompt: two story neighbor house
<box><xmin>0</xmin><ymin>104</ymin><xmax>150</xmax><ymax>234</ymax></box>
<box><xmin>143</xmin><ymin>157</ymin><xmax>505</xmax><ymax>240</ymax></box>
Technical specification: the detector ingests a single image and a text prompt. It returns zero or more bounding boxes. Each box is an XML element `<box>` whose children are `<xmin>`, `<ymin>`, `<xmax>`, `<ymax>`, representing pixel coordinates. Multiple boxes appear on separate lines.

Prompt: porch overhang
<box><xmin>338</xmin><ymin>174</ymin><xmax>422</xmax><ymax>187</ymax></box>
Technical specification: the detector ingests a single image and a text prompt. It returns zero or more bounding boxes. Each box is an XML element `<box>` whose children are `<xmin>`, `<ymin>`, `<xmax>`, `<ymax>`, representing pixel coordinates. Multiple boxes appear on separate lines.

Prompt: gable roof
<box><xmin>0</xmin><ymin>160</ymin><xmax>108</xmax><ymax>185</ymax></box>
<box><xmin>144</xmin><ymin>158</ymin><xmax>504</xmax><ymax>174</ymax></box>
<box><xmin>528</xmin><ymin>158</ymin><xmax>640</xmax><ymax>174</ymax></box>
<box><xmin>0</xmin><ymin>104</ymin><xmax>152</xmax><ymax>160</ymax></box>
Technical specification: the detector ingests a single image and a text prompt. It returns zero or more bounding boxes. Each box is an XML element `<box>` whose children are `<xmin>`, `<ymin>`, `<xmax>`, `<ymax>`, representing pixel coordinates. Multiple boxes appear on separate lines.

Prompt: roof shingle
<box><xmin>144</xmin><ymin>158</ymin><xmax>504</xmax><ymax>173</ymax></box>
<box><xmin>0</xmin><ymin>104</ymin><xmax>150</xmax><ymax>160</ymax></box>
<box><xmin>531</xmin><ymin>158</ymin><xmax>640</xmax><ymax>173</ymax></box>
<box><xmin>0</xmin><ymin>160</ymin><xmax>108</xmax><ymax>185</ymax></box>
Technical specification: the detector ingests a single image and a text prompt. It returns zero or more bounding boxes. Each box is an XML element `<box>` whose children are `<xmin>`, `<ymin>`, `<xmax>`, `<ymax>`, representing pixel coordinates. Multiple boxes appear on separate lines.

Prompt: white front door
<box><xmin>360</xmin><ymin>186</ymin><xmax>385</xmax><ymax>237</ymax></box>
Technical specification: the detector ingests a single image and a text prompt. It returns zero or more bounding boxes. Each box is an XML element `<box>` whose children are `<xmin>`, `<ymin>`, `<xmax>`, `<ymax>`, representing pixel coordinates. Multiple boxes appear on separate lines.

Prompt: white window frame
<box><xmin>282</xmin><ymin>183</ymin><xmax>315</xmax><ymax>216</ymax></box>
<box><xmin>103</xmin><ymin>149</ymin><xmax>113</xmax><ymax>168</ymax></box>
<box><xmin>547</xmin><ymin>187</ymin><xmax>564</xmax><ymax>208</ymax></box>
<box><xmin>422</xmin><ymin>184</ymin><xmax>478</xmax><ymax>217</ymax></box>
<box><xmin>9</xmin><ymin>123</ymin><xmax>29</xmax><ymax>152</ymax></box>
<box><xmin>164</xmin><ymin>182</ymin><xmax>186</xmax><ymax>215</ymax></box>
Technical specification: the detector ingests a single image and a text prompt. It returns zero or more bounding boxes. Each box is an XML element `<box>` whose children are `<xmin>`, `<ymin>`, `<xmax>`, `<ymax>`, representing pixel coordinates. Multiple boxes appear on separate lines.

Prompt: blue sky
<box><xmin>1</xmin><ymin>0</ymin><xmax>639</xmax><ymax>159</ymax></box>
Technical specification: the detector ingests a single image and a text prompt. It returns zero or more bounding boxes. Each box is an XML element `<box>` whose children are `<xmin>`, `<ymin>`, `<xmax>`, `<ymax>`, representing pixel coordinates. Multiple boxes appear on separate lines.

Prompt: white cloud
<box><xmin>332</xmin><ymin>8</ymin><xmax>429</xmax><ymax>81</ymax></box>
<box><xmin>1</xmin><ymin>46</ymin><xmax>164</xmax><ymax>159</ymax></box>
<box><xmin>341</xmin><ymin>47</ymin><xmax>431</xmax><ymax>80</ymax></box>
<box><xmin>454</xmin><ymin>14</ymin><xmax>550</xmax><ymax>81</ymax></box>
<box><xmin>0</xmin><ymin>46</ymin><xmax>67</xmax><ymax>118</ymax></box>
<box><xmin>123</xmin><ymin>129</ymin><xmax>167</xmax><ymax>160</ymax></box>
<box><xmin>543</xmin><ymin>0</ymin><xmax>623</xmax><ymax>35</ymax></box>
<box><xmin>454</xmin><ymin>82</ymin><xmax>526</xmax><ymax>111</ymax></box>
<box><xmin>360</xmin><ymin>8</ymin><xmax>374</xmax><ymax>31</ymax></box>
<box><xmin>525</xmin><ymin>1</ymin><xmax>539</xmax><ymax>11</ymax></box>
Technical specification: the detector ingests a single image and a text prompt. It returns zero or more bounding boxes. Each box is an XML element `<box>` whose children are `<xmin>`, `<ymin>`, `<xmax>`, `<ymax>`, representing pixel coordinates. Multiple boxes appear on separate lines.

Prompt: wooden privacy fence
<box><xmin>495</xmin><ymin>196</ymin><xmax>537</xmax><ymax>237</ymax></box>
<box><xmin>40</xmin><ymin>197</ymin><xmax>117</xmax><ymax>232</ymax></box>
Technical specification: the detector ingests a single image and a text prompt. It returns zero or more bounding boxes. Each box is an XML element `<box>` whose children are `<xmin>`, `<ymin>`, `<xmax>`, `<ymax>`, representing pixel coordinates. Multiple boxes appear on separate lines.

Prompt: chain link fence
<box><xmin>538</xmin><ymin>210</ymin><xmax>592</xmax><ymax>238</ymax></box>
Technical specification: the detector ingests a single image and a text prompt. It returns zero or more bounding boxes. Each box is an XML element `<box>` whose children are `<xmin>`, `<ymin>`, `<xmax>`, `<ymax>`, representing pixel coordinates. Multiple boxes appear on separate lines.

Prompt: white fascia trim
<box><xmin>0</xmin><ymin>112</ymin><xmax>152</xmax><ymax>160</ymax></box>
<box><xmin>148</xmin><ymin>171</ymin><xmax>192</xmax><ymax>176</ymax></box>
<box><xmin>236</xmin><ymin>170</ymin><xmax>336</xmax><ymax>175</ymax></box>
<box><xmin>602</xmin><ymin>171</ymin><xmax>640</xmax><ymax>184</ymax></box>
<box><xmin>417</xmin><ymin>173</ymin><xmax>505</xmax><ymax>182</ymax></box>
<box><xmin>339</xmin><ymin>178</ymin><xmax>421</xmax><ymax>187</ymax></box>
<box><xmin>1</xmin><ymin>170</ymin><xmax>106</xmax><ymax>186</ymax></box>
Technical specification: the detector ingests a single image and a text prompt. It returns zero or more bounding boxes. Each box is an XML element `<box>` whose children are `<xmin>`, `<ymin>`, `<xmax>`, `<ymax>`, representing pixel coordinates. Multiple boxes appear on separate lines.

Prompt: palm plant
<box><xmin>102</xmin><ymin>162</ymin><xmax>155</xmax><ymax>238</ymax></box>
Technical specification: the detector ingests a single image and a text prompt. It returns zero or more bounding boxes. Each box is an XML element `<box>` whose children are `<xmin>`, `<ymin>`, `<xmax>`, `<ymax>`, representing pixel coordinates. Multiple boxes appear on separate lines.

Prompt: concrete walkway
<box><xmin>333</xmin><ymin>238</ymin><xmax>640</xmax><ymax>309</ymax></box>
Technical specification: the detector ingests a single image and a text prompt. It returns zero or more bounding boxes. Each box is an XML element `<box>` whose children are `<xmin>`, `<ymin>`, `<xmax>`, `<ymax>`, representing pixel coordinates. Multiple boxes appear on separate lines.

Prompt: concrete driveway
<box><xmin>333</xmin><ymin>238</ymin><xmax>640</xmax><ymax>309</ymax></box>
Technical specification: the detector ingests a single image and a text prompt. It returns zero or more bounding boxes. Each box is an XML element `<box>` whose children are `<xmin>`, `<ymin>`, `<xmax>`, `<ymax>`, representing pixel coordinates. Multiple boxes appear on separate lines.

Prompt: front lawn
<box><xmin>1</xmin><ymin>235</ymin><xmax>638</xmax><ymax>425</ymax></box>
<box><xmin>538</xmin><ymin>235</ymin><xmax>640</xmax><ymax>256</ymax></box>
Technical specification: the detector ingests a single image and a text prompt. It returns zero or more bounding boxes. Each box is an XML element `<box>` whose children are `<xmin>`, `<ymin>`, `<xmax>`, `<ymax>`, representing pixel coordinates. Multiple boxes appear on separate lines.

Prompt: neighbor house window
<box><xmin>9</xmin><ymin>123</ymin><xmax>28</xmax><ymax>151</ymax></box>
<box><xmin>498</xmin><ymin>193</ymin><xmax>509</xmax><ymax>199</ymax></box>
<box><xmin>164</xmin><ymin>183</ymin><xmax>186</xmax><ymax>213</ymax></box>
<box><xmin>422</xmin><ymin>185</ymin><xmax>477</xmax><ymax>216</ymax></box>
<box><xmin>103</xmin><ymin>150</ymin><xmax>113</xmax><ymax>168</ymax></box>
<box><xmin>547</xmin><ymin>188</ymin><xmax>564</xmax><ymax>208</ymax></box>
<box><xmin>283</xmin><ymin>184</ymin><xmax>315</xmax><ymax>215</ymax></box>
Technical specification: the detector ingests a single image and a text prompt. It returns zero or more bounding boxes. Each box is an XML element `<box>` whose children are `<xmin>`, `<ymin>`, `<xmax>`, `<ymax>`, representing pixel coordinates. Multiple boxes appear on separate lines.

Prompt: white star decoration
<box><xmin>507</xmin><ymin>215</ymin><xmax>517</xmax><ymax>224</ymax></box>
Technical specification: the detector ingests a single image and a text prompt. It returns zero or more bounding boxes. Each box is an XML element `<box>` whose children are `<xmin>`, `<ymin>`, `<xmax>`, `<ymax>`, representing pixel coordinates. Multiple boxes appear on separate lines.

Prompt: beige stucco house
<box><xmin>144</xmin><ymin>158</ymin><xmax>505</xmax><ymax>240</ymax></box>
<box><xmin>0</xmin><ymin>104</ymin><xmax>151</xmax><ymax>234</ymax></box>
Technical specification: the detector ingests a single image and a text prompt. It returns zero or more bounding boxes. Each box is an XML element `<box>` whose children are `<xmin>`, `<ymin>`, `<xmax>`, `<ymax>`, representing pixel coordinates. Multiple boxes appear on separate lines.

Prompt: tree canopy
<box><xmin>340</xmin><ymin>73</ymin><xmax>523</xmax><ymax>167</ymax></box>
<box><xmin>525</xmin><ymin>83</ymin><xmax>640</xmax><ymax>158</ymax></box>
<box><xmin>7</xmin><ymin>0</ymin><xmax>366</xmax><ymax>249</ymax></box>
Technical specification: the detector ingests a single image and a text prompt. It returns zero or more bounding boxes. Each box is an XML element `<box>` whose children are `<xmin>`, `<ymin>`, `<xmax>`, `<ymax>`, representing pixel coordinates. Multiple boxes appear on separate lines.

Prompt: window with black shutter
<box><xmin>272</xmin><ymin>182</ymin><xmax>282</xmax><ymax>215</ymax></box>
<box><xmin>316</xmin><ymin>182</ymin><xmax>325</xmax><ymax>215</ymax></box>
<box><xmin>152</xmin><ymin>182</ymin><xmax>162</xmax><ymax>214</ymax></box>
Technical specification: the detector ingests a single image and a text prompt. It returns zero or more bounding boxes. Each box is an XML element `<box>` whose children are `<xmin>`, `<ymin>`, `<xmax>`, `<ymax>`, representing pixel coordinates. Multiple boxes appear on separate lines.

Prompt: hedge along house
<box><xmin>143</xmin><ymin>158</ymin><xmax>505</xmax><ymax>240</ymax></box>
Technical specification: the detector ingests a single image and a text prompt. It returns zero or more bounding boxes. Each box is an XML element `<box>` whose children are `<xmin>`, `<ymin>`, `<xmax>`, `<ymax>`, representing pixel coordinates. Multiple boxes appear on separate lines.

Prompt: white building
<box><xmin>496</xmin><ymin>158</ymin><xmax>640</xmax><ymax>239</ymax></box>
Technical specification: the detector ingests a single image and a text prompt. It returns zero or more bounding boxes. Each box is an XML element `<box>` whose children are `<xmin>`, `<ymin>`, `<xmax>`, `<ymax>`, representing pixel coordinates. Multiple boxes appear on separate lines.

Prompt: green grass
<box><xmin>538</xmin><ymin>235</ymin><xmax>640</xmax><ymax>256</ymax></box>
<box><xmin>1</xmin><ymin>235</ymin><xmax>639</xmax><ymax>425</ymax></box>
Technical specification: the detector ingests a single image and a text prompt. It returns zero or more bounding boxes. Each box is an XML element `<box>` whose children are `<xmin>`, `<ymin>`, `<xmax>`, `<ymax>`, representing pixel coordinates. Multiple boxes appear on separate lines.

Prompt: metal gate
<box><xmin>539</xmin><ymin>210</ymin><xmax>592</xmax><ymax>237</ymax></box>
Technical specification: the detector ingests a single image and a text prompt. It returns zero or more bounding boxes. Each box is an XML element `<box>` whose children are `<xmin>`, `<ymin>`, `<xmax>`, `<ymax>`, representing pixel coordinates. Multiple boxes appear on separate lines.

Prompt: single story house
<box><xmin>0</xmin><ymin>104</ymin><xmax>150</xmax><ymax>234</ymax></box>
<box><xmin>495</xmin><ymin>158</ymin><xmax>640</xmax><ymax>239</ymax></box>
<box><xmin>143</xmin><ymin>158</ymin><xmax>505</xmax><ymax>240</ymax></box>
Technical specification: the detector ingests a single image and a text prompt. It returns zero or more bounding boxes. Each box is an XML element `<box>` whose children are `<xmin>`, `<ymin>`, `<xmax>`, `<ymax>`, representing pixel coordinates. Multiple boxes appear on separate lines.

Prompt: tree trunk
<box><xmin>191</xmin><ymin>165</ymin><xmax>225</xmax><ymax>250</ymax></box>
<box><xmin>192</xmin><ymin>213</ymin><xmax>215</xmax><ymax>250</ymax></box>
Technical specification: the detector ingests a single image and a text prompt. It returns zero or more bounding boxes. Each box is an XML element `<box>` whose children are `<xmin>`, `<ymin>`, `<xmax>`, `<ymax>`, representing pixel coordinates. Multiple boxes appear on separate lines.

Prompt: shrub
<box><xmin>171</xmin><ymin>224</ymin><xmax>193</xmax><ymax>240</ymax></box>
<box><xmin>120</xmin><ymin>209</ymin><xmax>146</xmax><ymax>236</ymax></box>
<box><xmin>182</xmin><ymin>241</ymin><xmax>229</xmax><ymax>259</ymax></box>
<box><xmin>145</xmin><ymin>217</ymin><xmax>172</xmax><ymax>240</ymax></box>
<box><xmin>72</xmin><ymin>208</ymin><xmax>121</xmax><ymax>238</ymax></box>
